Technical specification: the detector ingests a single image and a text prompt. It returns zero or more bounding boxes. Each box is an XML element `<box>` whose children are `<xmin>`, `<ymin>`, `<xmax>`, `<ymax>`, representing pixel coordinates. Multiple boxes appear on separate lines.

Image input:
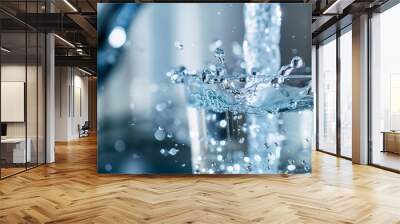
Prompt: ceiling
<box><xmin>0</xmin><ymin>0</ymin><xmax>99</xmax><ymax>73</ymax></box>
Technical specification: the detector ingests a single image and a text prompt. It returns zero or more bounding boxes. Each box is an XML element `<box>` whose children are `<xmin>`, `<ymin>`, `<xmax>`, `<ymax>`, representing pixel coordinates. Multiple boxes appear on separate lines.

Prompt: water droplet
<box><xmin>227</xmin><ymin>166</ymin><xmax>234</xmax><ymax>172</ymax></box>
<box><xmin>155</xmin><ymin>103</ymin><xmax>167</xmax><ymax>112</ymax></box>
<box><xmin>168</xmin><ymin>148</ymin><xmax>179</xmax><ymax>156</ymax></box>
<box><xmin>174</xmin><ymin>41</ymin><xmax>183</xmax><ymax>50</ymax></box>
<box><xmin>208</xmin><ymin>169</ymin><xmax>215</xmax><ymax>174</ymax></box>
<box><xmin>219</xmin><ymin>120</ymin><xmax>227</xmax><ymax>128</ymax></box>
<box><xmin>214</xmin><ymin>47</ymin><xmax>225</xmax><ymax>64</ymax></box>
<box><xmin>232</xmin><ymin>41</ymin><xmax>242</xmax><ymax>56</ymax></box>
<box><xmin>217</xmin><ymin>155</ymin><xmax>223</xmax><ymax>161</ymax></box>
<box><xmin>254</xmin><ymin>154</ymin><xmax>261</xmax><ymax>162</ymax></box>
<box><xmin>209</xmin><ymin>39</ymin><xmax>223</xmax><ymax>52</ymax></box>
<box><xmin>243</xmin><ymin>157</ymin><xmax>250</xmax><ymax>163</ymax></box>
<box><xmin>210</xmin><ymin>138</ymin><xmax>217</xmax><ymax>145</ymax></box>
<box><xmin>105</xmin><ymin>164</ymin><xmax>112</xmax><ymax>172</ymax></box>
<box><xmin>287</xmin><ymin>164</ymin><xmax>296</xmax><ymax>171</ymax></box>
<box><xmin>233</xmin><ymin>164</ymin><xmax>241</xmax><ymax>172</ymax></box>
<box><xmin>108</xmin><ymin>26</ymin><xmax>126</xmax><ymax>48</ymax></box>
<box><xmin>239</xmin><ymin>137</ymin><xmax>245</xmax><ymax>144</ymax></box>
<box><xmin>114</xmin><ymin>140</ymin><xmax>126</xmax><ymax>152</ymax></box>
<box><xmin>216</xmin><ymin>147</ymin><xmax>222</xmax><ymax>152</ymax></box>
<box><xmin>154</xmin><ymin>127</ymin><xmax>166</xmax><ymax>141</ymax></box>
<box><xmin>160</xmin><ymin>148</ymin><xmax>167</xmax><ymax>156</ymax></box>
<box><xmin>291</xmin><ymin>56</ymin><xmax>303</xmax><ymax>69</ymax></box>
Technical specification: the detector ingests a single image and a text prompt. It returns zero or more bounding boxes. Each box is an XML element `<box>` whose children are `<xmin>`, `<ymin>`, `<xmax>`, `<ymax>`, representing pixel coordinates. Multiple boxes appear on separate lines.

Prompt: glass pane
<box><xmin>340</xmin><ymin>29</ymin><xmax>352</xmax><ymax>158</ymax></box>
<box><xmin>27</xmin><ymin>31</ymin><xmax>38</xmax><ymax>169</ymax></box>
<box><xmin>312</xmin><ymin>45</ymin><xmax>317</xmax><ymax>151</ymax></box>
<box><xmin>38</xmin><ymin>32</ymin><xmax>45</xmax><ymax>165</ymax></box>
<box><xmin>318</xmin><ymin>37</ymin><xmax>337</xmax><ymax>154</ymax></box>
<box><xmin>1</xmin><ymin>30</ymin><xmax>27</xmax><ymax>177</ymax></box>
<box><xmin>371</xmin><ymin>4</ymin><xmax>400</xmax><ymax>171</ymax></box>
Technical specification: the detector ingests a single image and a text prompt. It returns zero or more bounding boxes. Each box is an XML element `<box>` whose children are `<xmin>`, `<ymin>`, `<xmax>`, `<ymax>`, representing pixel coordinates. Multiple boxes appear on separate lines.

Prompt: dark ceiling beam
<box><xmin>86</xmin><ymin>0</ymin><xmax>97</xmax><ymax>12</ymax></box>
<box><xmin>67</xmin><ymin>13</ymin><xmax>97</xmax><ymax>46</ymax></box>
<box><xmin>55</xmin><ymin>55</ymin><xmax>96</xmax><ymax>71</ymax></box>
<box><xmin>12</xmin><ymin>13</ymin><xmax>82</xmax><ymax>32</ymax></box>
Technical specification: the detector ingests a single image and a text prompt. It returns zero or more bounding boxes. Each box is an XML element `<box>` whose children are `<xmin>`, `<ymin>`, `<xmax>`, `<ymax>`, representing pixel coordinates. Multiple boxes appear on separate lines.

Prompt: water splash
<box><xmin>166</xmin><ymin>45</ymin><xmax>312</xmax><ymax>115</ymax></box>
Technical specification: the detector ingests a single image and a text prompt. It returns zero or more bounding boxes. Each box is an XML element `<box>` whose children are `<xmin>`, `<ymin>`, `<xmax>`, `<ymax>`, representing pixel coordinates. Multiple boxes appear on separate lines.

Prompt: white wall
<box><xmin>55</xmin><ymin>67</ymin><xmax>89</xmax><ymax>141</ymax></box>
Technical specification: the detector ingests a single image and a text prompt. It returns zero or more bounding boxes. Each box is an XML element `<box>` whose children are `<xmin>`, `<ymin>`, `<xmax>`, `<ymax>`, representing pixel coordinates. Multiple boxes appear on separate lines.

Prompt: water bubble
<box><xmin>168</xmin><ymin>148</ymin><xmax>179</xmax><ymax>156</ymax></box>
<box><xmin>217</xmin><ymin>155</ymin><xmax>223</xmax><ymax>161</ymax></box>
<box><xmin>209</xmin><ymin>169</ymin><xmax>215</xmax><ymax>174</ymax></box>
<box><xmin>174</xmin><ymin>41</ymin><xmax>183</xmax><ymax>50</ymax></box>
<box><xmin>105</xmin><ymin>164</ymin><xmax>112</xmax><ymax>172</ymax></box>
<box><xmin>243</xmin><ymin>157</ymin><xmax>250</xmax><ymax>163</ymax></box>
<box><xmin>168</xmin><ymin>66</ymin><xmax>186</xmax><ymax>84</ymax></box>
<box><xmin>232</xmin><ymin>41</ymin><xmax>243</xmax><ymax>56</ymax></box>
<box><xmin>155</xmin><ymin>103</ymin><xmax>167</xmax><ymax>112</ymax></box>
<box><xmin>254</xmin><ymin>154</ymin><xmax>261</xmax><ymax>163</ymax></box>
<box><xmin>209</xmin><ymin>39</ymin><xmax>223</xmax><ymax>52</ymax></box>
<box><xmin>227</xmin><ymin>166</ymin><xmax>234</xmax><ymax>172</ymax></box>
<box><xmin>160</xmin><ymin>148</ymin><xmax>167</xmax><ymax>156</ymax></box>
<box><xmin>108</xmin><ymin>26</ymin><xmax>126</xmax><ymax>48</ymax></box>
<box><xmin>167</xmin><ymin>133</ymin><xmax>173</xmax><ymax>138</ymax></box>
<box><xmin>249</xmin><ymin>123</ymin><xmax>260</xmax><ymax>136</ymax></box>
<box><xmin>216</xmin><ymin>147</ymin><xmax>222</xmax><ymax>152</ymax></box>
<box><xmin>219</xmin><ymin>120</ymin><xmax>227</xmax><ymax>128</ymax></box>
<box><xmin>154</xmin><ymin>127</ymin><xmax>166</xmax><ymax>141</ymax></box>
<box><xmin>181</xmin><ymin>163</ymin><xmax>186</xmax><ymax>167</ymax></box>
<box><xmin>220</xmin><ymin>140</ymin><xmax>226</xmax><ymax>146</ymax></box>
<box><xmin>287</xmin><ymin>164</ymin><xmax>296</xmax><ymax>171</ymax></box>
<box><xmin>132</xmin><ymin>153</ymin><xmax>140</xmax><ymax>159</ymax></box>
<box><xmin>238</xmin><ymin>137</ymin><xmax>245</xmax><ymax>144</ymax></box>
<box><xmin>233</xmin><ymin>164</ymin><xmax>241</xmax><ymax>172</ymax></box>
<box><xmin>210</xmin><ymin>138</ymin><xmax>217</xmax><ymax>145</ymax></box>
<box><xmin>114</xmin><ymin>140</ymin><xmax>126</xmax><ymax>152</ymax></box>
<box><xmin>291</xmin><ymin>56</ymin><xmax>303</xmax><ymax>69</ymax></box>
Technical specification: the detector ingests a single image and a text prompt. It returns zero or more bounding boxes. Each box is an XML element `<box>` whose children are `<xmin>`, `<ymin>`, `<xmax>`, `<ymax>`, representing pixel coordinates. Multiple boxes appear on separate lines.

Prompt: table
<box><xmin>1</xmin><ymin>138</ymin><xmax>31</xmax><ymax>163</ymax></box>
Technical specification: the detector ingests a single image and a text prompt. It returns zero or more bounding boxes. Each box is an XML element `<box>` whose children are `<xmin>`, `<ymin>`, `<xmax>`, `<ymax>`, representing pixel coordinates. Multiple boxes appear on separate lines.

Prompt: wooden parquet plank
<box><xmin>1</xmin><ymin>135</ymin><xmax>400</xmax><ymax>223</ymax></box>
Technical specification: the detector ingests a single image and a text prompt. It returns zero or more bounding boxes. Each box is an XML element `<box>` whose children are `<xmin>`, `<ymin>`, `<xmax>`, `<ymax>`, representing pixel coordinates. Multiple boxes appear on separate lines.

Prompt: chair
<box><xmin>78</xmin><ymin>121</ymin><xmax>90</xmax><ymax>138</ymax></box>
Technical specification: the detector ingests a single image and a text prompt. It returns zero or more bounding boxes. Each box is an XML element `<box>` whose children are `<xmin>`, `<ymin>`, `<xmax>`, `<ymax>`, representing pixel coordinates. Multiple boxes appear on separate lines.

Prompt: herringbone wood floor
<box><xmin>1</xmin><ymin>136</ymin><xmax>400</xmax><ymax>224</ymax></box>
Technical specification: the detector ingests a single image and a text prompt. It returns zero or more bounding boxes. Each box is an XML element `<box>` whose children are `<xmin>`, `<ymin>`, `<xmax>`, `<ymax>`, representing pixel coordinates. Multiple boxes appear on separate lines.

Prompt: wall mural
<box><xmin>97</xmin><ymin>3</ymin><xmax>313</xmax><ymax>174</ymax></box>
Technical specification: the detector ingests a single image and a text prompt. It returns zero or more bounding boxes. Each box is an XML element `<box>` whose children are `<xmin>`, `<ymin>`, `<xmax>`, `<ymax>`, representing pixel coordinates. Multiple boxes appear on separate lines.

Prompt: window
<box><xmin>317</xmin><ymin>37</ymin><xmax>337</xmax><ymax>154</ymax></box>
<box><xmin>370</xmin><ymin>3</ymin><xmax>400</xmax><ymax>171</ymax></box>
<box><xmin>339</xmin><ymin>28</ymin><xmax>352</xmax><ymax>158</ymax></box>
